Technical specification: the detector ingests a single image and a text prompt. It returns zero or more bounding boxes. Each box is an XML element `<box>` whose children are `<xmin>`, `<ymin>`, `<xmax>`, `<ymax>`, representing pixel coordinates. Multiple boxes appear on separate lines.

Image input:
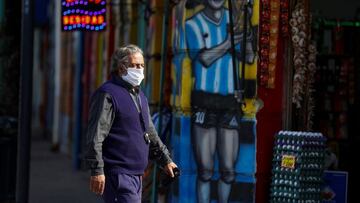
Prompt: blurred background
<box><xmin>1</xmin><ymin>0</ymin><xmax>360</xmax><ymax>203</ymax></box>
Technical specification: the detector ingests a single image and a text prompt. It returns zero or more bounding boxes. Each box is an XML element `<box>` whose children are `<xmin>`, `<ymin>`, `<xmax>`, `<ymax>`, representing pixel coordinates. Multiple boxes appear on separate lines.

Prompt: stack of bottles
<box><xmin>270</xmin><ymin>131</ymin><xmax>326</xmax><ymax>203</ymax></box>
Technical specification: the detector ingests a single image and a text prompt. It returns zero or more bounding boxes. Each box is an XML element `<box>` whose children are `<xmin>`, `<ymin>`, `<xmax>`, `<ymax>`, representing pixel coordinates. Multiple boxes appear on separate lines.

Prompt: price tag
<box><xmin>281</xmin><ymin>155</ymin><xmax>296</xmax><ymax>169</ymax></box>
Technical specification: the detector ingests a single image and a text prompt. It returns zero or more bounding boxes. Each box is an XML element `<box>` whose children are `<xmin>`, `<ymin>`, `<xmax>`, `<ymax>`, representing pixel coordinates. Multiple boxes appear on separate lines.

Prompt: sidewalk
<box><xmin>29</xmin><ymin>136</ymin><xmax>102</xmax><ymax>203</ymax></box>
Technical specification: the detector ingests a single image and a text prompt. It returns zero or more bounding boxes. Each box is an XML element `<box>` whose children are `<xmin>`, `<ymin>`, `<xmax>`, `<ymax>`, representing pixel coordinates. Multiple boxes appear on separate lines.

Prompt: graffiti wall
<box><xmin>171</xmin><ymin>0</ymin><xmax>260</xmax><ymax>202</ymax></box>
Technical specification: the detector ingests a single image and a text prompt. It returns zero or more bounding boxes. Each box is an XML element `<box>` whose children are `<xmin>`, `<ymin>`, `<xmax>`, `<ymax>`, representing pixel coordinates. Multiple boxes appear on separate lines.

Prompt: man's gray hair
<box><xmin>110</xmin><ymin>44</ymin><xmax>143</xmax><ymax>73</ymax></box>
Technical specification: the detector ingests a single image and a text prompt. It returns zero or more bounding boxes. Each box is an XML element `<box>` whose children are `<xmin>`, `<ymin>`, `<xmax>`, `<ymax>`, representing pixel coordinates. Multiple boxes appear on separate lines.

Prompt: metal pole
<box><xmin>151</xmin><ymin>0</ymin><xmax>170</xmax><ymax>202</ymax></box>
<box><xmin>52</xmin><ymin>0</ymin><xmax>61</xmax><ymax>149</ymax></box>
<box><xmin>240</xmin><ymin>0</ymin><xmax>249</xmax><ymax>101</ymax></box>
<box><xmin>72</xmin><ymin>32</ymin><xmax>84</xmax><ymax>169</ymax></box>
<box><xmin>16</xmin><ymin>0</ymin><xmax>33</xmax><ymax>202</ymax></box>
<box><xmin>227</xmin><ymin>0</ymin><xmax>240</xmax><ymax>101</ymax></box>
<box><xmin>0</xmin><ymin>0</ymin><xmax>4</xmax><ymax>25</ymax></box>
<box><xmin>137</xmin><ymin>1</ymin><xmax>146</xmax><ymax>51</ymax></box>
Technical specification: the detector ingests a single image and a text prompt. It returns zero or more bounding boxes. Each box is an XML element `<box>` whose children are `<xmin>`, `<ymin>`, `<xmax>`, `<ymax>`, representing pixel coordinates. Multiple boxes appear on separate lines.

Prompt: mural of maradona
<box><xmin>171</xmin><ymin>0</ymin><xmax>259</xmax><ymax>202</ymax></box>
<box><xmin>185</xmin><ymin>0</ymin><xmax>257</xmax><ymax>202</ymax></box>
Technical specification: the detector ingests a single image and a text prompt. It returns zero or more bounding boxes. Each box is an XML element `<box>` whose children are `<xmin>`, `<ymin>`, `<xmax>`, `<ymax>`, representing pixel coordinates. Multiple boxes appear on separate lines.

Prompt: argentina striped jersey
<box><xmin>185</xmin><ymin>9</ymin><xmax>240</xmax><ymax>95</ymax></box>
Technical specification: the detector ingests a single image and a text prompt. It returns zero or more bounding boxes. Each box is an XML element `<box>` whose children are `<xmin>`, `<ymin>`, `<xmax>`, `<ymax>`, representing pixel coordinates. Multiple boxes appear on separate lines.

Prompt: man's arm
<box><xmin>85</xmin><ymin>91</ymin><xmax>114</xmax><ymax>175</ymax></box>
<box><xmin>147</xmin><ymin>115</ymin><xmax>172</xmax><ymax>166</ymax></box>
<box><xmin>147</xmin><ymin>108</ymin><xmax>178</xmax><ymax>177</ymax></box>
<box><xmin>84</xmin><ymin>91</ymin><xmax>114</xmax><ymax>194</ymax></box>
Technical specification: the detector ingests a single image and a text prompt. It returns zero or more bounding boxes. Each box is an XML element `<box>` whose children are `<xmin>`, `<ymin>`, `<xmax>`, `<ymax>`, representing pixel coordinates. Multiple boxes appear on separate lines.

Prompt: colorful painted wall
<box><xmin>170</xmin><ymin>0</ymin><xmax>260</xmax><ymax>202</ymax></box>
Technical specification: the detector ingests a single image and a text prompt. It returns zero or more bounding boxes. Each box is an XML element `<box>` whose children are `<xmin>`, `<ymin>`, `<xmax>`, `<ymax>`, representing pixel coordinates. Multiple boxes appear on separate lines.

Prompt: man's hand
<box><xmin>90</xmin><ymin>175</ymin><xmax>105</xmax><ymax>195</ymax></box>
<box><xmin>163</xmin><ymin>162</ymin><xmax>178</xmax><ymax>178</ymax></box>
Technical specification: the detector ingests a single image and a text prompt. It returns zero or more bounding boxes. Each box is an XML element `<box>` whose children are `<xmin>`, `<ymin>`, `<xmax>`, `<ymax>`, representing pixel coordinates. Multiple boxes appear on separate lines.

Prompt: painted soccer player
<box><xmin>185</xmin><ymin>0</ymin><xmax>254</xmax><ymax>202</ymax></box>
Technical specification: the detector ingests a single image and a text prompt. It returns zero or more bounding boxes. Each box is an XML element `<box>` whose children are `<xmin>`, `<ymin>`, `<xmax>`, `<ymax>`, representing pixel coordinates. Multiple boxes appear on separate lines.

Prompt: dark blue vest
<box><xmin>99</xmin><ymin>79</ymin><xmax>150</xmax><ymax>175</ymax></box>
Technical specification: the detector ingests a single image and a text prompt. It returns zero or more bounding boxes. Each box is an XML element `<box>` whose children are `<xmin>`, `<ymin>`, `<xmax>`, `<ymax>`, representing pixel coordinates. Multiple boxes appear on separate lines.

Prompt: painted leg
<box><xmin>218</xmin><ymin>179</ymin><xmax>232</xmax><ymax>203</ymax></box>
<box><xmin>217</xmin><ymin>128</ymin><xmax>239</xmax><ymax>203</ymax></box>
<box><xmin>197</xmin><ymin>179</ymin><xmax>211</xmax><ymax>203</ymax></box>
<box><xmin>193</xmin><ymin>124</ymin><xmax>217</xmax><ymax>203</ymax></box>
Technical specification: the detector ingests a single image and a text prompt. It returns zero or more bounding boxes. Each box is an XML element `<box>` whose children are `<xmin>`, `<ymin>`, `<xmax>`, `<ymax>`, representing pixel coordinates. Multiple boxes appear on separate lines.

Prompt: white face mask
<box><xmin>121</xmin><ymin>67</ymin><xmax>144</xmax><ymax>86</ymax></box>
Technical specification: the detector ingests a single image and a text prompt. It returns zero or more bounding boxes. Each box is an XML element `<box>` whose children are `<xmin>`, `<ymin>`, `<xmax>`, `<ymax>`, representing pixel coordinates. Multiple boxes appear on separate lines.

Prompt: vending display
<box><xmin>270</xmin><ymin>131</ymin><xmax>326</xmax><ymax>202</ymax></box>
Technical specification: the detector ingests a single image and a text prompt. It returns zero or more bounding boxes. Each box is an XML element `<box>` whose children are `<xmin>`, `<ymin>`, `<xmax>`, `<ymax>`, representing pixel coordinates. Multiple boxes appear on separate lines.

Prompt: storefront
<box><xmin>27</xmin><ymin>0</ymin><xmax>360</xmax><ymax>202</ymax></box>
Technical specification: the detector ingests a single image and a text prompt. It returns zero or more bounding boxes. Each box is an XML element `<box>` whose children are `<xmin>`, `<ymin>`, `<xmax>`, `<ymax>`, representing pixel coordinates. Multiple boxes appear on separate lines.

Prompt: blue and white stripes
<box><xmin>185</xmin><ymin>9</ymin><xmax>240</xmax><ymax>95</ymax></box>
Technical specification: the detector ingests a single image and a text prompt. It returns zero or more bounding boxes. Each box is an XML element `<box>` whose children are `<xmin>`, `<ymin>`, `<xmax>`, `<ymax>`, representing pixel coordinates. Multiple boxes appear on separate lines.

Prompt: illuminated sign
<box><xmin>62</xmin><ymin>0</ymin><xmax>106</xmax><ymax>31</ymax></box>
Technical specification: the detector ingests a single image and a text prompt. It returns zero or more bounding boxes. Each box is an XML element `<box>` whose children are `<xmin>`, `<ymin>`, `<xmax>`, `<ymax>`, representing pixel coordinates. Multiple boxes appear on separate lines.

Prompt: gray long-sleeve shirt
<box><xmin>85</xmin><ymin>78</ymin><xmax>172</xmax><ymax>176</ymax></box>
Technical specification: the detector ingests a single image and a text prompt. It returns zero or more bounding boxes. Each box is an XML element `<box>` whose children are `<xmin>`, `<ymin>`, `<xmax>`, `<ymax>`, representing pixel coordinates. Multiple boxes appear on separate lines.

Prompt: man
<box><xmin>184</xmin><ymin>0</ymin><xmax>254</xmax><ymax>202</ymax></box>
<box><xmin>84</xmin><ymin>44</ymin><xmax>177</xmax><ymax>203</ymax></box>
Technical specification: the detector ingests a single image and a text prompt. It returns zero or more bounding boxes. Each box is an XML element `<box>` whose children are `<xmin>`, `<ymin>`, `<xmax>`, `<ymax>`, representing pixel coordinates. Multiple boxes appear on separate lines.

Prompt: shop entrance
<box><xmin>310</xmin><ymin>1</ymin><xmax>360</xmax><ymax>202</ymax></box>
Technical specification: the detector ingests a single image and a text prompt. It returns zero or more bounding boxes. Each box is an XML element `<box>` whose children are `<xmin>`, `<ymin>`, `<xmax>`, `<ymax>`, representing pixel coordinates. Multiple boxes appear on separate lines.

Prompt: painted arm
<box><xmin>198</xmin><ymin>32</ymin><xmax>242</xmax><ymax>67</ymax></box>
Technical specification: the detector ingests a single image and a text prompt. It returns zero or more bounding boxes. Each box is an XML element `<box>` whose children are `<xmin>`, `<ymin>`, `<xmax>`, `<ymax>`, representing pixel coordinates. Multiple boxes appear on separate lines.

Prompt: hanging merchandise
<box><xmin>279</xmin><ymin>0</ymin><xmax>289</xmax><ymax>36</ymax></box>
<box><xmin>259</xmin><ymin>0</ymin><xmax>270</xmax><ymax>86</ymax></box>
<box><xmin>305</xmin><ymin>41</ymin><xmax>317</xmax><ymax>129</ymax></box>
<box><xmin>289</xmin><ymin>0</ymin><xmax>318</xmax><ymax>129</ymax></box>
<box><xmin>259</xmin><ymin>0</ymin><xmax>289</xmax><ymax>88</ymax></box>
<box><xmin>311</xmin><ymin>18</ymin><xmax>359</xmax><ymax>140</ymax></box>
<box><xmin>270</xmin><ymin>131</ymin><xmax>326</xmax><ymax>202</ymax></box>
<box><xmin>290</xmin><ymin>0</ymin><xmax>308</xmax><ymax>108</ymax></box>
<box><xmin>314</xmin><ymin>57</ymin><xmax>355</xmax><ymax>140</ymax></box>
<box><xmin>267</xmin><ymin>0</ymin><xmax>280</xmax><ymax>88</ymax></box>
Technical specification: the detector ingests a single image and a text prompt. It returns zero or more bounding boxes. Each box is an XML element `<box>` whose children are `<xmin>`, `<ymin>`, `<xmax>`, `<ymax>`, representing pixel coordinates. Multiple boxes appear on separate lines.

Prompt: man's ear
<box><xmin>118</xmin><ymin>64</ymin><xmax>127</xmax><ymax>76</ymax></box>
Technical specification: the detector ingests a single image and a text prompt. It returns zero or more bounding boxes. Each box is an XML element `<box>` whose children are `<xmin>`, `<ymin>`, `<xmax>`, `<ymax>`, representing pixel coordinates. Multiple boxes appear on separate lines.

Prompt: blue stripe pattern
<box><xmin>185</xmin><ymin>9</ymin><xmax>240</xmax><ymax>95</ymax></box>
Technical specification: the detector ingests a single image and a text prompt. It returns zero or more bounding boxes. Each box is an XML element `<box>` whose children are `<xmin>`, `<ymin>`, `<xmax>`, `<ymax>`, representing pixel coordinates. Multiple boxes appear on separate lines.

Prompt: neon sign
<box><xmin>62</xmin><ymin>0</ymin><xmax>106</xmax><ymax>31</ymax></box>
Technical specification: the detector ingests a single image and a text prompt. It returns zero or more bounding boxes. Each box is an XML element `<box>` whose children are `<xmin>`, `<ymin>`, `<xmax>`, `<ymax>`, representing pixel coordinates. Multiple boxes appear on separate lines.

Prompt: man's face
<box><xmin>206</xmin><ymin>0</ymin><xmax>225</xmax><ymax>10</ymax></box>
<box><xmin>127</xmin><ymin>52</ymin><xmax>145</xmax><ymax>69</ymax></box>
<box><xmin>118</xmin><ymin>52</ymin><xmax>144</xmax><ymax>76</ymax></box>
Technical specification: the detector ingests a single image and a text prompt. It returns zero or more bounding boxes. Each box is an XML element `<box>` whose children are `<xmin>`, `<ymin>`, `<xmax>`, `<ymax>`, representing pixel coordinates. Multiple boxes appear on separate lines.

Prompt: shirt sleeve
<box><xmin>185</xmin><ymin>17</ymin><xmax>205</xmax><ymax>60</ymax></box>
<box><xmin>84</xmin><ymin>91</ymin><xmax>114</xmax><ymax>176</ymax></box>
<box><xmin>147</xmin><ymin>106</ymin><xmax>173</xmax><ymax>167</ymax></box>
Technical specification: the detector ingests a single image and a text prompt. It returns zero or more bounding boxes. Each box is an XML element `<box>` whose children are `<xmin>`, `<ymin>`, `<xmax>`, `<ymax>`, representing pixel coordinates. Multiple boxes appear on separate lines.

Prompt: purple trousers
<box><xmin>102</xmin><ymin>173</ymin><xmax>142</xmax><ymax>203</ymax></box>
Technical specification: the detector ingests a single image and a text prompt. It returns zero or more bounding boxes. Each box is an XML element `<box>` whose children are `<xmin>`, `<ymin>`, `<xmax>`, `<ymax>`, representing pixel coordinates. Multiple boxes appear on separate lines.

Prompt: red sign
<box><xmin>61</xmin><ymin>0</ymin><xmax>106</xmax><ymax>31</ymax></box>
